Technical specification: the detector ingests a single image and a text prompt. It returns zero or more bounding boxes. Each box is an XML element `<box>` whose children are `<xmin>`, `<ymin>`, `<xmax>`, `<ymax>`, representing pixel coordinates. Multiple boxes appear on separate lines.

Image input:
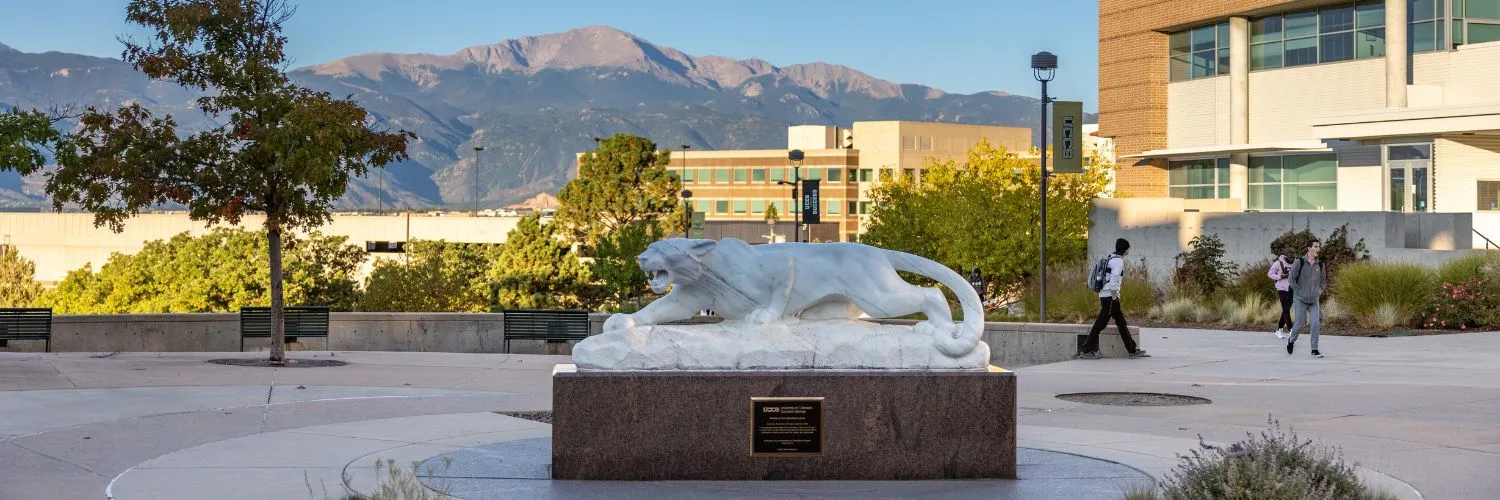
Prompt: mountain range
<box><xmin>0</xmin><ymin>26</ymin><xmax>1069</xmax><ymax>210</ymax></box>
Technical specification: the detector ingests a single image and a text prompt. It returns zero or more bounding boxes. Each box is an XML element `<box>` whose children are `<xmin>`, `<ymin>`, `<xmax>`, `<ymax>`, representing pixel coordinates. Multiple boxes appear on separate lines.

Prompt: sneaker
<box><xmin>1287</xmin><ymin>342</ymin><xmax>1294</xmax><ymax>355</ymax></box>
<box><xmin>1076</xmin><ymin>351</ymin><xmax>1102</xmax><ymax>360</ymax></box>
<box><xmin>1274</xmin><ymin>328</ymin><xmax>1286</xmax><ymax>339</ymax></box>
<box><xmin>1311</xmin><ymin>350</ymin><xmax>1324</xmax><ymax>358</ymax></box>
<box><xmin>1129</xmin><ymin>350</ymin><xmax>1151</xmax><ymax>358</ymax></box>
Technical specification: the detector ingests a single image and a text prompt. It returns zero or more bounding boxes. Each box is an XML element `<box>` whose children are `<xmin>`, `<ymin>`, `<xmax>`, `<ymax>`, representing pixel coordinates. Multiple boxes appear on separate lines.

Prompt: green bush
<box><xmin>1153</xmin><ymin>298</ymin><xmax>1196</xmax><ymax>323</ymax></box>
<box><xmin>1023</xmin><ymin>263</ymin><xmax>1155</xmax><ymax>322</ymax></box>
<box><xmin>1436</xmin><ymin>252</ymin><xmax>1496</xmax><ymax>285</ymax></box>
<box><xmin>1173</xmin><ymin>234</ymin><xmax>1236</xmax><ymax>296</ymax></box>
<box><xmin>1334</xmin><ymin>262</ymin><xmax>1434</xmax><ymax>328</ymax></box>
<box><xmin>1217</xmin><ymin>260</ymin><xmax>1277</xmax><ymax>306</ymax></box>
<box><xmin>1270</xmin><ymin>223</ymin><xmax>1372</xmax><ymax>290</ymax></box>
<box><xmin>1150</xmin><ymin>417</ymin><xmax>1387</xmax><ymax>500</ymax></box>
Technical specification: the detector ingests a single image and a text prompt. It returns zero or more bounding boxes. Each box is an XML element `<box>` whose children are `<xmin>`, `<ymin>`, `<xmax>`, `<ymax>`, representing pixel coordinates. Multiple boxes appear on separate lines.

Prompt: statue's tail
<box><xmin>881</xmin><ymin>250</ymin><xmax>985</xmax><ymax>357</ymax></box>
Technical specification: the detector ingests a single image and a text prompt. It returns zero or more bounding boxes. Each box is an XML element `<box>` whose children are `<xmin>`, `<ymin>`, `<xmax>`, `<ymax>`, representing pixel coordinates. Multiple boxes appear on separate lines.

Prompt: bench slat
<box><xmin>501</xmin><ymin>309</ymin><xmax>589</xmax><ymax>352</ymax></box>
<box><xmin>0</xmin><ymin>309</ymin><xmax>52</xmax><ymax>351</ymax></box>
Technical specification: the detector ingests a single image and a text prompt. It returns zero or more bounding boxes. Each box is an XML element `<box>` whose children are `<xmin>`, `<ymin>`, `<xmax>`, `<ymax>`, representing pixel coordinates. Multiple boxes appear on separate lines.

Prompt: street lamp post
<box><xmin>680</xmin><ymin>144</ymin><xmax>693</xmax><ymax>238</ymax></box>
<box><xmin>1032</xmin><ymin>51</ymin><xmax>1057</xmax><ymax>321</ymax></box>
<box><xmin>778</xmin><ymin>149</ymin><xmax>805</xmax><ymax>242</ymax></box>
<box><xmin>472</xmin><ymin>145</ymin><xmax>485</xmax><ymax>215</ymax></box>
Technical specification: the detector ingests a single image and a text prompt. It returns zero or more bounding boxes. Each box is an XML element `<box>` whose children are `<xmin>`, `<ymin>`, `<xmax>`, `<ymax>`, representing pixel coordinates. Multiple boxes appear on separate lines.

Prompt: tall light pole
<box><xmin>788</xmin><ymin>149</ymin><xmax>805</xmax><ymax>242</ymax></box>
<box><xmin>1032</xmin><ymin>51</ymin><xmax>1057</xmax><ymax>321</ymax></box>
<box><xmin>680</xmin><ymin>144</ymin><xmax>693</xmax><ymax>238</ymax></box>
<box><xmin>472</xmin><ymin>145</ymin><xmax>485</xmax><ymax>215</ymax></box>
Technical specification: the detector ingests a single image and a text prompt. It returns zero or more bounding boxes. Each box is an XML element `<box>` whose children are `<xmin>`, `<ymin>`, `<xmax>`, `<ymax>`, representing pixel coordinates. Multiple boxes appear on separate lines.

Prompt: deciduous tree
<box><xmin>861</xmin><ymin>140</ymin><xmax>1110</xmax><ymax>298</ymax></box>
<box><xmin>360</xmin><ymin>240</ymin><xmax>502</xmax><ymax>312</ymax></box>
<box><xmin>46</xmin><ymin>0</ymin><xmax>412</xmax><ymax>364</ymax></box>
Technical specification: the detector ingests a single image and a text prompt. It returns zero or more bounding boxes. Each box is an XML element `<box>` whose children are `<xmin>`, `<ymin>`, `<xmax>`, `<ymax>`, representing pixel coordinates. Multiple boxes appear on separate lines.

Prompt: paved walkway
<box><xmin>1</xmin><ymin>329</ymin><xmax>1496</xmax><ymax>499</ymax></box>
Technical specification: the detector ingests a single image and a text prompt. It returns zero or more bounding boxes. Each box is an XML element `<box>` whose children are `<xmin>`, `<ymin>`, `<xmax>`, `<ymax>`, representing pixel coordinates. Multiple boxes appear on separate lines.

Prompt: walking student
<box><xmin>1268</xmin><ymin>252</ymin><xmax>1296</xmax><ymax>339</ymax></box>
<box><xmin>1286</xmin><ymin>238</ymin><xmax>1328</xmax><ymax>358</ymax></box>
<box><xmin>1078</xmin><ymin>238</ymin><xmax>1149</xmax><ymax>359</ymax></box>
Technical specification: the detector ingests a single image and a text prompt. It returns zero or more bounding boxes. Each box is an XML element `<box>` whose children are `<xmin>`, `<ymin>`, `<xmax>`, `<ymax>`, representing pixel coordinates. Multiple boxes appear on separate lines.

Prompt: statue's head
<box><xmin>637</xmin><ymin>238</ymin><xmax>718</xmax><ymax>293</ymax></box>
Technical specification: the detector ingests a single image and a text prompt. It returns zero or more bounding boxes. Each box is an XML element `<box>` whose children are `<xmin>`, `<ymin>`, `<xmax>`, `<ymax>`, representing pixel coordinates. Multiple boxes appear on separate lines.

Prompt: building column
<box><xmin>1386</xmin><ymin>0</ymin><xmax>1408</xmax><ymax>108</ymax></box>
<box><xmin>1229</xmin><ymin>17</ymin><xmax>1251</xmax><ymax>208</ymax></box>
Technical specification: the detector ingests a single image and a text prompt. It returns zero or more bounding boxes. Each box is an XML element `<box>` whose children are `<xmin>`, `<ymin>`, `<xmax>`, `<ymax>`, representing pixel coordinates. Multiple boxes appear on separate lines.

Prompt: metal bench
<box><xmin>239</xmin><ymin>306</ymin><xmax>330</xmax><ymax>352</ymax></box>
<box><xmin>0</xmin><ymin>308</ymin><xmax>52</xmax><ymax>352</ymax></box>
<box><xmin>501</xmin><ymin>309</ymin><xmax>590</xmax><ymax>353</ymax></box>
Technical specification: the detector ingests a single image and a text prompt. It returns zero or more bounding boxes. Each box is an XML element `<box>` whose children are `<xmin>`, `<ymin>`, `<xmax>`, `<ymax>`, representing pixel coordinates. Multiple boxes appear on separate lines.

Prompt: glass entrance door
<box><xmin>1386</xmin><ymin>144</ymin><xmax>1432</xmax><ymax>213</ymax></box>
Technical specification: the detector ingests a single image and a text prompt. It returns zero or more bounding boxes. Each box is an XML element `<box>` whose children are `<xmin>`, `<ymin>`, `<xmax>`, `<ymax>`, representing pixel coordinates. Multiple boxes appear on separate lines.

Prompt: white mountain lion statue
<box><xmin>601</xmin><ymin>238</ymin><xmax>985</xmax><ymax>358</ymax></box>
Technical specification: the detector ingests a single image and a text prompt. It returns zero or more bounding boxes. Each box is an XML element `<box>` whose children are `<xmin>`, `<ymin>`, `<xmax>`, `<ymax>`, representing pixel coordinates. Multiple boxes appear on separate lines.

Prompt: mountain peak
<box><xmin>0</xmin><ymin>42</ymin><xmax>17</xmax><ymax>53</ymax></box>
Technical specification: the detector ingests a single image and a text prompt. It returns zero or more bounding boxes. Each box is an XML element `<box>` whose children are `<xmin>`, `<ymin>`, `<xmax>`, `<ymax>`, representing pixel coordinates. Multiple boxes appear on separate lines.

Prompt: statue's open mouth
<box><xmin>646</xmin><ymin>268</ymin><xmax>671</xmax><ymax>292</ymax></box>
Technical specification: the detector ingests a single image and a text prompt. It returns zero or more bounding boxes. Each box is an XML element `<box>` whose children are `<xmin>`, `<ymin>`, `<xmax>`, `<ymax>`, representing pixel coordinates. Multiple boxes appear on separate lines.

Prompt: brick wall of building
<box><xmin>1099</xmin><ymin>0</ymin><xmax>1296</xmax><ymax>197</ymax></box>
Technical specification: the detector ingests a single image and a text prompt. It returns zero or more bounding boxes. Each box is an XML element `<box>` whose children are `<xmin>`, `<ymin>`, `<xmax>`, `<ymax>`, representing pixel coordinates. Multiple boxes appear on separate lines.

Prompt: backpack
<box><xmin>1088</xmin><ymin>254</ymin><xmax>1119</xmax><ymax>293</ymax></box>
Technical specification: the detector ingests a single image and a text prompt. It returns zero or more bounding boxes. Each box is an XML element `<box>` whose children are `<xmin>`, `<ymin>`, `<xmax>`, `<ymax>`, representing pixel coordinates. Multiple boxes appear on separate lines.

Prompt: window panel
<box><xmin>1410</xmin><ymin>21</ymin><xmax>1438</xmax><ymax>52</ymax></box>
<box><xmin>1357</xmin><ymin>28</ymin><xmax>1387</xmax><ymax>58</ymax></box>
<box><xmin>1252</xmin><ymin>16</ymin><xmax>1284</xmax><ymax>43</ymax></box>
<box><xmin>1285</xmin><ymin>184</ymin><xmax>1338</xmax><ymax>210</ymax></box>
<box><xmin>806</xmin><ymin>168</ymin><xmax>822</xmax><ymax>180</ymax></box>
<box><xmin>1321</xmin><ymin>31</ymin><xmax>1355</xmax><ymax>62</ymax></box>
<box><xmin>751</xmin><ymin>168</ymin><xmax>765</xmax><ymax>182</ymax></box>
<box><xmin>1170</xmin><ymin>31</ymin><xmax>1192</xmax><ymax>55</ymax></box>
<box><xmin>1410</xmin><ymin>0</ymin><xmax>1438</xmax><ymax>21</ymax></box>
<box><xmin>1471</xmin><ymin>0</ymin><xmax>1500</xmax><ymax>17</ymax></box>
<box><xmin>715</xmin><ymin>200</ymin><xmax>729</xmax><ymax>214</ymax></box>
<box><xmin>859</xmin><ymin>169</ymin><xmax>873</xmax><ymax>182</ymax></box>
<box><xmin>751</xmin><ymin>200</ymin><xmax>765</xmax><ymax>213</ymax></box>
<box><xmin>1471</xmin><ymin>23</ymin><xmax>1500</xmax><ymax>44</ymax></box>
<box><xmin>774</xmin><ymin>200</ymin><xmax>787</xmax><ymax>214</ymax></box>
<box><xmin>1251</xmin><ymin>185</ymin><xmax>1283</xmax><ymax>210</ymax></box>
<box><xmin>859</xmin><ymin>201</ymin><xmax>872</xmax><ymax>214</ymax></box>
<box><xmin>826</xmin><ymin>168</ymin><xmax>841</xmax><ymax>182</ymax></box>
<box><xmin>1321</xmin><ymin>6</ymin><xmax>1355</xmax><ymax>33</ymax></box>
<box><xmin>1170</xmin><ymin>56</ymin><xmax>1192</xmax><ymax>81</ymax></box>
<box><xmin>1284</xmin><ymin>155</ymin><xmax>1337</xmax><ymax>182</ymax></box>
<box><xmin>1455</xmin><ymin>18</ymin><xmax>1467</xmax><ymax>45</ymax></box>
<box><xmin>1218</xmin><ymin>48</ymin><xmax>1230</xmax><ymax>74</ymax></box>
<box><xmin>1285</xmin><ymin>11</ymin><xmax>1320</xmax><ymax>38</ymax></box>
<box><xmin>1252</xmin><ymin>42</ymin><xmax>1285</xmax><ymax>69</ymax></box>
<box><xmin>716</xmin><ymin>169</ymin><xmax>730</xmax><ymax>182</ymax></box>
<box><xmin>1192</xmin><ymin>25</ymin><xmax>1217</xmax><ymax>51</ymax></box>
<box><xmin>1356</xmin><ymin>1</ymin><xmax>1386</xmax><ymax>28</ymax></box>
<box><xmin>848</xmin><ymin>200</ymin><xmax>857</xmax><ymax>214</ymax></box>
<box><xmin>696</xmin><ymin>200</ymin><xmax>710</xmax><ymax>213</ymax></box>
<box><xmin>919</xmin><ymin>136</ymin><xmax>933</xmax><ymax>151</ymax></box>
<box><xmin>769</xmin><ymin>168</ymin><xmax>784</xmax><ymax>182</ymax></box>
<box><xmin>1286</xmin><ymin>37</ymin><xmax>1319</xmax><ymax>66</ymax></box>
<box><xmin>734</xmin><ymin>168</ymin><xmax>747</xmax><ymax>182</ymax></box>
<box><xmin>1388</xmin><ymin>144</ymin><xmax>1431</xmax><ymax>160</ymax></box>
<box><xmin>733</xmin><ymin>201</ymin><xmax>747</xmax><ymax>214</ymax></box>
<box><xmin>827</xmin><ymin>201</ymin><xmax>841</xmax><ymax>215</ymax></box>
<box><xmin>1218</xmin><ymin>22</ymin><xmax>1231</xmax><ymax>46</ymax></box>
<box><xmin>1250</xmin><ymin>156</ymin><xmax>1283</xmax><ymax>182</ymax></box>
<box><xmin>1192</xmin><ymin>50</ymin><xmax>1217</xmax><ymax>77</ymax></box>
<box><xmin>682</xmin><ymin>169</ymin><xmax>695</xmax><ymax>182</ymax></box>
<box><xmin>1216</xmin><ymin>158</ymin><xmax>1230</xmax><ymax>184</ymax></box>
<box><xmin>1479</xmin><ymin>181</ymin><xmax>1500</xmax><ymax>211</ymax></box>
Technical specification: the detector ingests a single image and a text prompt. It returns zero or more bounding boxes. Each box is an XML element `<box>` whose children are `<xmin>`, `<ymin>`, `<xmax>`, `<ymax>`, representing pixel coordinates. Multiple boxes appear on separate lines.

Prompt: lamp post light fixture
<box><xmin>1031</xmin><ymin>51</ymin><xmax>1057</xmax><ymax>321</ymax></box>
<box><xmin>680</xmin><ymin>144</ymin><xmax>693</xmax><ymax>237</ymax></box>
<box><xmin>777</xmin><ymin>149</ymin><xmax>805</xmax><ymax>242</ymax></box>
<box><xmin>472</xmin><ymin>145</ymin><xmax>485</xmax><ymax>215</ymax></box>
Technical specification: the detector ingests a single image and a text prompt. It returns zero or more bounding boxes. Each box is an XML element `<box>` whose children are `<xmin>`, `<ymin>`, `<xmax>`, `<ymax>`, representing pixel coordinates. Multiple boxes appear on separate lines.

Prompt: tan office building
<box><xmin>665</xmin><ymin>120</ymin><xmax>1032</xmax><ymax>242</ymax></box>
<box><xmin>1100</xmin><ymin>0</ymin><xmax>1500</xmax><ymax>244</ymax></box>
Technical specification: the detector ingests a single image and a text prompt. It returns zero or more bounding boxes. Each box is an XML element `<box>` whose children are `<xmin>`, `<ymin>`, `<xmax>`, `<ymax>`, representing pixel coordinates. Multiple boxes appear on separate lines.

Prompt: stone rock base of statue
<box><xmin>550</xmin><ymin>364</ymin><xmax>1017</xmax><ymax>480</ymax></box>
<box><xmin>572</xmin><ymin>320</ymin><xmax>992</xmax><ymax>371</ymax></box>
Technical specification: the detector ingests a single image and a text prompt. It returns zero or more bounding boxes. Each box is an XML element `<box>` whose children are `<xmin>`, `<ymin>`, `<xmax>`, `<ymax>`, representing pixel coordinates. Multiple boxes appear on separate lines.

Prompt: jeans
<box><xmin>1084</xmin><ymin>297</ymin><xmax>1138</xmax><ymax>354</ymax></box>
<box><xmin>1276</xmin><ymin>290</ymin><xmax>1294</xmax><ymax>331</ymax></box>
<box><xmin>1288</xmin><ymin>299</ymin><xmax>1321</xmax><ymax>351</ymax></box>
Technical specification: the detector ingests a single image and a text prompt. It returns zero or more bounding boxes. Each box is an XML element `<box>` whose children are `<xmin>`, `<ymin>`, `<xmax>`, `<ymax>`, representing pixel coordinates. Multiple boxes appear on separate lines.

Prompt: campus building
<box><xmin>1100</xmin><ymin>0</ymin><xmax>1500</xmax><ymax>245</ymax></box>
<box><xmin>659</xmin><ymin>120</ymin><xmax>1032</xmax><ymax>242</ymax></box>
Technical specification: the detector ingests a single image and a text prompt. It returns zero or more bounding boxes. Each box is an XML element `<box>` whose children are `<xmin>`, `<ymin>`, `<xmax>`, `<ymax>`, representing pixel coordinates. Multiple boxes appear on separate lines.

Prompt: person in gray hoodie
<box><xmin>1286</xmin><ymin>238</ymin><xmax>1328</xmax><ymax>358</ymax></box>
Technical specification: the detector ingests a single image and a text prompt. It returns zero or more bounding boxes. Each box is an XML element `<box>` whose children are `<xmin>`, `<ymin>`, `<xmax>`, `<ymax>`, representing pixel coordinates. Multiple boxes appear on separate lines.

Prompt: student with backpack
<box><xmin>1286</xmin><ymin>238</ymin><xmax>1328</xmax><ymax>358</ymax></box>
<box><xmin>1267</xmin><ymin>252</ymin><xmax>1296</xmax><ymax>339</ymax></box>
<box><xmin>1078</xmin><ymin>238</ymin><xmax>1149</xmax><ymax>359</ymax></box>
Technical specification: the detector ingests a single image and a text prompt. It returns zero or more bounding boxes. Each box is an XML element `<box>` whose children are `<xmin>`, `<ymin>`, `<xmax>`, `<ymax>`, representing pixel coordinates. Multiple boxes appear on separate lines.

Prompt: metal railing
<box><xmin>1476</xmin><ymin>229</ymin><xmax>1499</xmax><ymax>250</ymax></box>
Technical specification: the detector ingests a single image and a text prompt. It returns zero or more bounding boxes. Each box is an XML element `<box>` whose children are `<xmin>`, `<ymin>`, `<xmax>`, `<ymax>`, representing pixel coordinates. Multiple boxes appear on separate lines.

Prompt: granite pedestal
<box><xmin>551</xmin><ymin>364</ymin><xmax>1016</xmax><ymax>481</ymax></box>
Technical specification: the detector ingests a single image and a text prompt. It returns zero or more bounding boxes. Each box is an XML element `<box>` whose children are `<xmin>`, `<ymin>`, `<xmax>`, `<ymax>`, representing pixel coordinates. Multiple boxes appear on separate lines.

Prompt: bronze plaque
<box><xmin>749</xmin><ymin>397</ymin><xmax>824</xmax><ymax>457</ymax></box>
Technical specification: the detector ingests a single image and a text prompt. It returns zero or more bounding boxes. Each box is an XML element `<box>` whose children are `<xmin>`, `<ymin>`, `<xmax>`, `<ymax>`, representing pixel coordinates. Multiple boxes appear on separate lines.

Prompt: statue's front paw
<box><xmin>745</xmin><ymin>308</ymin><xmax>779</xmax><ymax>325</ymax></box>
<box><xmin>603</xmin><ymin>313</ymin><xmax>638</xmax><ymax>332</ymax></box>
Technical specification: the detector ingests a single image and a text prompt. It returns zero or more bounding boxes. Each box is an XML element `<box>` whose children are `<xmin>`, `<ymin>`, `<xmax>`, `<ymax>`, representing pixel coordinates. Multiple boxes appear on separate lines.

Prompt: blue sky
<box><xmin>1</xmin><ymin>0</ymin><xmax>1100</xmax><ymax>109</ymax></box>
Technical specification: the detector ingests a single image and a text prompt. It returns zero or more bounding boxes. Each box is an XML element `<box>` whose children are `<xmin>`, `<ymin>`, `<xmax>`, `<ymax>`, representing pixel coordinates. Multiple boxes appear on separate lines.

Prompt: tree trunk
<box><xmin>267</xmin><ymin>222</ymin><xmax>286</xmax><ymax>365</ymax></box>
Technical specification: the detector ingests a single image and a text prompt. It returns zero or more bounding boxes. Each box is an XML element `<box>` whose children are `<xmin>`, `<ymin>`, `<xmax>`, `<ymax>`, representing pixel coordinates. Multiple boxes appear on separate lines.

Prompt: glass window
<box><xmin>1170</xmin><ymin>22</ymin><xmax>1227</xmax><ymax>81</ymax></box>
<box><xmin>1470</xmin><ymin>0</ymin><xmax>1500</xmax><ymax>17</ymax></box>
<box><xmin>751</xmin><ymin>168</ymin><xmax>765</xmax><ymax>182</ymax></box>
<box><xmin>1321</xmin><ymin>6</ymin><xmax>1355</xmax><ymax>33</ymax></box>
<box><xmin>1357</xmin><ymin>28</ymin><xmax>1387</xmax><ymax>58</ymax></box>
<box><xmin>696</xmin><ymin>200</ymin><xmax>710</xmax><ymax>213</ymax></box>
<box><xmin>734</xmin><ymin>168</ymin><xmax>747</xmax><ymax>182</ymax></box>
<box><xmin>1251</xmin><ymin>185</ymin><xmax>1284</xmax><ymax>209</ymax></box>
<box><xmin>848</xmin><ymin>200</ymin><xmax>857</xmax><ymax>214</ymax></box>
<box><xmin>919</xmin><ymin>137</ymin><xmax>933</xmax><ymax>151</ymax></box>
<box><xmin>806</xmin><ymin>168</ymin><xmax>822</xmax><ymax>180</ymax></box>
<box><xmin>682</xmin><ymin>169</ymin><xmax>695</xmax><ymax>182</ymax></box>
<box><xmin>1321</xmin><ymin>31</ymin><xmax>1355</xmax><ymax>62</ymax></box>
<box><xmin>1192</xmin><ymin>25</ymin><xmax>1217</xmax><ymax>51</ymax></box>
<box><xmin>1284</xmin><ymin>155</ymin><xmax>1338</xmax><ymax>182</ymax></box>
<box><xmin>1218</xmin><ymin>22</ymin><xmax>1231</xmax><ymax>46</ymax></box>
<box><xmin>1285</xmin><ymin>184</ymin><xmax>1338</xmax><ymax>210</ymax></box>
<box><xmin>733</xmin><ymin>201</ymin><xmax>747</xmax><ymax>214</ymax></box>
<box><xmin>902</xmin><ymin>136</ymin><xmax>916</xmax><ymax>151</ymax></box>
<box><xmin>827</xmin><ymin>201</ymin><xmax>841</xmax><ymax>215</ymax></box>
<box><xmin>1356</xmin><ymin>1</ymin><xmax>1386</xmax><ymax>28</ymax></box>
<box><xmin>1252</xmin><ymin>42</ymin><xmax>1285</xmax><ymax>69</ymax></box>
<box><xmin>1471</xmin><ymin>23</ymin><xmax>1500</xmax><ymax>44</ymax></box>
<box><xmin>716</xmin><ymin>169</ymin><xmax>730</xmax><ymax>183</ymax></box>
<box><xmin>1286</xmin><ymin>37</ymin><xmax>1319</xmax><ymax>66</ymax></box>
<box><xmin>1252</xmin><ymin>16</ymin><xmax>1284</xmax><ymax>43</ymax></box>
<box><xmin>1248</xmin><ymin>154</ymin><xmax>1338</xmax><ymax>210</ymax></box>
<box><xmin>1478</xmin><ymin>181</ymin><xmax>1500</xmax><ymax>211</ymax></box>
<box><xmin>1286</xmin><ymin>11</ymin><xmax>1320</xmax><ymax>38</ymax></box>
<box><xmin>1389</xmin><ymin>144</ymin><xmax>1432</xmax><ymax>160</ymax></box>
<box><xmin>715</xmin><ymin>200</ymin><xmax>729</xmax><ymax>214</ymax></box>
<box><xmin>769</xmin><ymin>168</ymin><xmax>784</xmax><ymax>182</ymax></box>
<box><xmin>751</xmin><ymin>200</ymin><xmax>765</xmax><ymax>213</ymax></box>
<box><xmin>773</xmin><ymin>200</ymin><xmax>786</xmax><ymax>214</ymax></box>
<box><xmin>859</xmin><ymin>169</ymin><xmax>873</xmax><ymax>182</ymax></box>
<box><xmin>1218</xmin><ymin>48</ymin><xmax>1230</xmax><ymax>74</ymax></box>
<box><xmin>859</xmin><ymin>201</ymin><xmax>873</xmax><ymax>214</ymax></box>
<box><xmin>1171</xmin><ymin>56</ymin><xmax>1192</xmax><ymax>81</ymax></box>
<box><xmin>1410</xmin><ymin>21</ymin><xmax>1439</xmax><ymax>52</ymax></box>
<box><xmin>1410</xmin><ymin>0</ymin><xmax>1438</xmax><ymax>21</ymax></box>
<box><xmin>1167</xmin><ymin>158</ymin><xmax>1231</xmax><ymax>200</ymax></box>
<box><xmin>827</xmin><ymin>168</ymin><xmax>842</xmax><ymax>182</ymax></box>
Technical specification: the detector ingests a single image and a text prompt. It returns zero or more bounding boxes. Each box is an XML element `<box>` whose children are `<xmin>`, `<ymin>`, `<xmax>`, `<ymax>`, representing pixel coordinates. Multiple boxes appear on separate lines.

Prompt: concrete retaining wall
<box><xmin>2</xmin><ymin>312</ymin><xmax>1138</xmax><ymax>367</ymax></box>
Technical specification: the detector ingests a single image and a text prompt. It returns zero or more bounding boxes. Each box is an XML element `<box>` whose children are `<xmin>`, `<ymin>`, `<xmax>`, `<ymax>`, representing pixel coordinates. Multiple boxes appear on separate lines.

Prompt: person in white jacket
<box><xmin>1267</xmin><ymin>252</ymin><xmax>1296</xmax><ymax>339</ymax></box>
<box><xmin>1078</xmin><ymin>238</ymin><xmax>1149</xmax><ymax>359</ymax></box>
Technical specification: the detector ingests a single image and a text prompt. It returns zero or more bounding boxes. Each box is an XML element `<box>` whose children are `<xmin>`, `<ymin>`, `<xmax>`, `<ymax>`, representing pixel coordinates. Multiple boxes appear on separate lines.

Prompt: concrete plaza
<box><xmin>1</xmin><ymin>328</ymin><xmax>1497</xmax><ymax>499</ymax></box>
